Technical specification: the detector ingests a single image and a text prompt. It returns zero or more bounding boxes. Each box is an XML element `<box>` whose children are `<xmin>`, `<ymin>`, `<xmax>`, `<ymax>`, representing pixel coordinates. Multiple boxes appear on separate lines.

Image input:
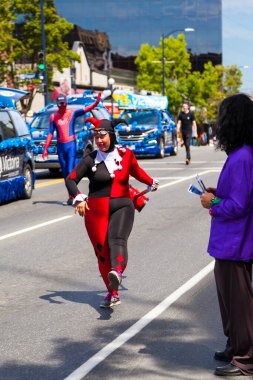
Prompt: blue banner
<box><xmin>115</xmin><ymin>93</ymin><xmax>168</xmax><ymax>110</ymax></box>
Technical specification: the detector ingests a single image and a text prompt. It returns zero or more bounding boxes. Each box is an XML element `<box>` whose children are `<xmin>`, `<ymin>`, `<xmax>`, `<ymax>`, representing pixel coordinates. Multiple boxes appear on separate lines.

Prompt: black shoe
<box><xmin>214</xmin><ymin>350</ymin><xmax>232</xmax><ymax>362</ymax></box>
<box><xmin>214</xmin><ymin>363</ymin><xmax>243</xmax><ymax>376</ymax></box>
<box><xmin>62</xmin><ymin>198</ymin><xmax>73</xmax><ymax>206</ymax></box>
<box><xmin>67</xmin><ymin>198</ymin><xmax>73</xmax><ymax>206</ymax></box>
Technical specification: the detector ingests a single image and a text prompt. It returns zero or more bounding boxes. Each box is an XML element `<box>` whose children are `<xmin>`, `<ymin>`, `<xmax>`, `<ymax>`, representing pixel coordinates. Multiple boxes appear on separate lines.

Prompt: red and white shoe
<box><xmin>100</xmin><ymin>293</ymin><xmax>121</xmax><ymax>308</ymax></box>
<box><xmin>108</xmin><ymin>270</ymin><xmax>122</xmax><ymax>290</ymax></box>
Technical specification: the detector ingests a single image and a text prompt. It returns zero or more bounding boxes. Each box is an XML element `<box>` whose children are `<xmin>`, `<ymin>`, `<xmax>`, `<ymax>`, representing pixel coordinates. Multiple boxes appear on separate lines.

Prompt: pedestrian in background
<box><xmin>200</xmin><ymin>93</ymin><xmax>253</xmax><ymax>377</ymax></box>
<box><xmin>177</xmin><ymin>102</ymin><xmax>197</xmax><ymax>165</ymax></box>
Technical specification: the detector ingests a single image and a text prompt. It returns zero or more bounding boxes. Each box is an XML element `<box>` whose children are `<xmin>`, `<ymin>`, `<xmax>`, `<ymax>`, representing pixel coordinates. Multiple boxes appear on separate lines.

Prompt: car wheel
<box><xmin>157</xmin><ymin>138</ymin><xmax>165</xmax><ymax>158</ymax></box>
<box><xmin>170</xmin><ymin>135</ymin><xmax>178</xmax><ymax>156</ymax></box>
<box><xmin>23</xmin><ymin>164</ymin><xmax>33</xmax><ymax>199</ymax></box>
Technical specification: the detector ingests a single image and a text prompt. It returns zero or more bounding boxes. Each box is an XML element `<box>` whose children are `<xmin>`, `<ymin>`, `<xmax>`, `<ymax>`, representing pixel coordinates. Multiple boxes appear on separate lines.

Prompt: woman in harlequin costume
<box><xmin>65</xmin><ymin>117</ymin><xmax>159</xmax><ymax>308</ymax></box>
<box><xmin>42</xmin><ymin>92</ymin><xmax>101</xmax><ymax>205</ymax></box>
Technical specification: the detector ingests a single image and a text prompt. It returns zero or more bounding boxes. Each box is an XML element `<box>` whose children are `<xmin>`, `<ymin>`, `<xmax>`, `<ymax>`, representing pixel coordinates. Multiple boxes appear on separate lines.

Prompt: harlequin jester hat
<box><xmin>85</xmin><ymin>117</ymin><xmax>128</xmax><ymax>132</ymax></box>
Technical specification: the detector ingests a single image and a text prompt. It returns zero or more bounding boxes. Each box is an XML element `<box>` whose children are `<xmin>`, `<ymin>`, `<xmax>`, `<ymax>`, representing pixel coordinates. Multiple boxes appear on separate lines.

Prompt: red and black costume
<box><xmin>66</xmin><ymin>118</ymin><xmax>157</xmax><ymax>305</ymax></box>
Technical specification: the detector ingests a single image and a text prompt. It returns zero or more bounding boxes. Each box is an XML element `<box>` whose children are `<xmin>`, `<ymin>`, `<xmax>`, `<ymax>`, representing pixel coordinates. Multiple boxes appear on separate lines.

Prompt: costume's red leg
<box><xmin>85</xmin><ymin>197</ymin><xmax>116</xmax><ymax>294</ymax></box>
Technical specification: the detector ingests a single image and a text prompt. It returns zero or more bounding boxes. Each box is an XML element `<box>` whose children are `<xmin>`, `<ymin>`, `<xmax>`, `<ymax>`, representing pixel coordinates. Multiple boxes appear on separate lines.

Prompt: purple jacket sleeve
<box><xmin>212</xmin><ymin>159</ymin><xmax>253</xmax><ymax>220</ymax></box>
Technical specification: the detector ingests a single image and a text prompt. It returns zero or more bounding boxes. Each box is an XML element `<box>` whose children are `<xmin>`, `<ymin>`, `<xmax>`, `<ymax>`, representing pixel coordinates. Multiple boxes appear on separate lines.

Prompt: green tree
<box><xmin>0</xmin><ymin>0</ymin><xmax>22</xmax><ymax>87</ymax></box>
<box><xmin>223</xmin><ymin>65</ymin><xmax>242</xmax><ymax>95</ymax></box>
<box><xmin>135</xmin><ymin>36</ymin><xmax>243</xmax><ymax>124</ymax></box>
<box><xmin>200</xmin><ymin>64</ymin><xmax>242</xmax><ymax>123</ymax></box>
<box><xmin>12</xmin><ymin>0</ymin><xmax>80</xmax><ymax>89</ymax></box>
<box><xmin>135</xmin><ymin>34</ymin><xmax>191</xmax><ymax>114</ymax></box>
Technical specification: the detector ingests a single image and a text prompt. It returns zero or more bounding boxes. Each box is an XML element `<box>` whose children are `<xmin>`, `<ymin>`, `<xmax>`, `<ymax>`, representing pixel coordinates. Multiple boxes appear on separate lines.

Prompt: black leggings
<box><xmin>108</xmin><ymin>198</ymin><xmax>135</xmax><ymax>271</ymax></box>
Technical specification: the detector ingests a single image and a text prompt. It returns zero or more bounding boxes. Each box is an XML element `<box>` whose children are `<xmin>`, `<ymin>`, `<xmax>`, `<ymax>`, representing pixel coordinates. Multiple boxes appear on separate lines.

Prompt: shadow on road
<box><xmin>0</xmin><ymin>275</ymin><xmax>230</xmax><ymax>380</ymax></box>
<box><xmin>32</xmin><ymin>200</ymin><xmax>65</xmax><ymax>206</ymax></box>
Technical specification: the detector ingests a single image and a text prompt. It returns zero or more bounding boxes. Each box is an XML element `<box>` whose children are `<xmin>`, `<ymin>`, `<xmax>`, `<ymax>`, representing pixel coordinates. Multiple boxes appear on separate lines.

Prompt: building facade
<box><xmin>55</xmin><ymin>0</ymin><xmax>222</xmax><ymax>73</ymax></box>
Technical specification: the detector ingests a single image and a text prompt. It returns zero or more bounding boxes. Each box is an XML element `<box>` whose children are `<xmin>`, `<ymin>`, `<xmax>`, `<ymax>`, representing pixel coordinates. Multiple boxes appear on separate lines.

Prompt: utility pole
<box><xmin>40</xmin><ymin>0</ymin><xmax>49</xmax><ymax>105</ymax></box>
<box><xmin>162</xmin><ymin>34</ymin><xmax>165</xmax><ymax>96</ymax></box>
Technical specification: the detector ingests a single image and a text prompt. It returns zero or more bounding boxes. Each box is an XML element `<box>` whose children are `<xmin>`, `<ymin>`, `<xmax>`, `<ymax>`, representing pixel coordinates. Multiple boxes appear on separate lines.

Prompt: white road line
<box><xmin>140</xmin><ymin>160</ymin><xmax>225</xmax><ymax>165</ymax></box>
<box><xmin>0</xmin><ymin>170</ymin><xmax>219</xmax><ymax>242</ymax></box>
<box><xmin>147</xmin><ymin>176</ymin><xmax>185</xmax><ymax>180</ymax></box>
<box><xmin>0</xmin><ymin>215</ymin><xmax>73</xmax><ymax>241</ymax></box>
<box><xmin>143</xmin><ymin>167</ymin><xmax>222</xmax><ymax>171</ymax></box>
<box><xmin>158</xmin><ymin>170</ymin><xmax>219</xmax><ymax>190</ymax></box>
<box><xmin>64</xmin><ymin>261</ymin><xmax>215</xmax><ymax>379</ymax></box>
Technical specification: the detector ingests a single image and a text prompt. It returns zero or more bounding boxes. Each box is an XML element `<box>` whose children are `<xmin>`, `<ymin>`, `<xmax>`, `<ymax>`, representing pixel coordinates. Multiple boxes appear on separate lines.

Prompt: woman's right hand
<box><xmin>200</xmin><ymin>192</ymin><xmax>215</xmax><ymax>209</ymax></box>
<box><xmin>75</xmin><ymin>200</ymin><xmax>90</xmax><ymax>217</ymax></box>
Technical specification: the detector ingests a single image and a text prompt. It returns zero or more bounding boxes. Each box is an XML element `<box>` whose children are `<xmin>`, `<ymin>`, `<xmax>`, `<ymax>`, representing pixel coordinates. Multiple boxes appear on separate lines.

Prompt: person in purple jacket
<box><xmin>200</xmin><ymin>93</ymin><xmax>253</xmax><ymax>377</ymax></box>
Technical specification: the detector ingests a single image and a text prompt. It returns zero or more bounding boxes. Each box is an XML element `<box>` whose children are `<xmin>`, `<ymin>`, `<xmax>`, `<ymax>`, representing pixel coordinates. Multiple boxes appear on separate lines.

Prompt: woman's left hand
<box><xmin>149</xmin><ymin>179</ymin><xmax>159</xmax><ymax>192</ymax></box>
<box><xmin>200</xmin><ymin>192</ymin><xmax>215</xmax><ymax>209</ymax></box>
<box><xmin>75</xmin><ymin>200</ymin><xmax>90</xmax><ymax>217</ymax></box>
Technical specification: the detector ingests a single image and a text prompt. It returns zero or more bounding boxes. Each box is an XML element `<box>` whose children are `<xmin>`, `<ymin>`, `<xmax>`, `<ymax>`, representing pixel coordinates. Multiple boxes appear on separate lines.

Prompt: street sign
<box><xmin>19</xmin><ymin>73</ymin><xmax>36</xmax><ymax>80</ymax></box>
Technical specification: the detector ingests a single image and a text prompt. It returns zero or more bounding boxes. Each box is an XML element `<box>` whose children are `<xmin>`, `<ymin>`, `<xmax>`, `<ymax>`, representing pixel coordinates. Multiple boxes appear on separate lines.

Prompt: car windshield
<box><xmin>122</xmin><ymin>110</ymin><xmax>159</xmax><ymax>125</ymax></box>
<box><xmin>31</xmin><ymin>106</ymin><xmax>110</xmax><ymax>132</ymax></box>
<box><xmin>93</xmin><ymin>108</ymin><xmax>111</xmax><ymax>120</ymax></box>
<box><xmin>30</xmin><ymin>111</ymin><xmax>54</xmax><ymax>130</ymax></box>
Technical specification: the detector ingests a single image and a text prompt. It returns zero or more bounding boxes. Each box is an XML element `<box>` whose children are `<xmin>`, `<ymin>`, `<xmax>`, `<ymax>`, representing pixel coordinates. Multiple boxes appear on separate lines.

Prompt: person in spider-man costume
<box><xmin>66</xmin><ymin>117</ymin><xmax>159</xmax><ymax>308</ymax></box>
<box><xmin>42</xmin><ymin>92</ymin><xmax>101</xmax><ymax>205</ymax></box>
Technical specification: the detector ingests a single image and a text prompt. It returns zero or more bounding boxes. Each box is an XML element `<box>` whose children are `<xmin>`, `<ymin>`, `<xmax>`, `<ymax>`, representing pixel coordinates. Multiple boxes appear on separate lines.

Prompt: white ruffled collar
<box><xmin>92</xmin><ymin>147</ymin><xmax>123</xmax><ymax>178</ymax></box>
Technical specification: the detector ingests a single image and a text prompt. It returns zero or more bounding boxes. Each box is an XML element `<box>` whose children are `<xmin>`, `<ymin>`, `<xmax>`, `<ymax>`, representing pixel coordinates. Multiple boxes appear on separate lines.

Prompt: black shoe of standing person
<box><xmin>62</xmin><ymin>198</ymin><xmax>73</xmax><ymax>206</ymax></box>
<box><xmin>67</xmin><ymin>198</ymin><xmax>73</xmax><ymax>206</ymax></box>
<box><xmin>214</xmin><ymin>350</ymin><xmax>232</xmax><ymax>362</ymax></box>
<box><xmin>214</xmin><ymin>363</ymin><xmax>243</xmax><ymax>376</ymax></box>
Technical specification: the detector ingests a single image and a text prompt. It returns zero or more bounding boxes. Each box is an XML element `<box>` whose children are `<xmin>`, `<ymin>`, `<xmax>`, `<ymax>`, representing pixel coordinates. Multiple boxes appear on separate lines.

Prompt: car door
<box><xmin>0</xmin><ymin>110</ymin><xmax>25</xmax><ymax>181</ymax></box>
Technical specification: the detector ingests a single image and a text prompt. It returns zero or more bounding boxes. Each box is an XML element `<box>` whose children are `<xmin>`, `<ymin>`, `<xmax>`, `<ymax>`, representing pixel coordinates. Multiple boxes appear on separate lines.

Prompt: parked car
<box><xmin>0</xmin><ymin>89</ymin><xmax>35</xmax><ymax>204</ymax></box>
<box><xmin>30</xmin><ymin>93</ymin><xmax>111</xmax><ymax>174</ymax></box>
<box><xmin>114</xmin><ymin>93</ymin><xmax>177</xmax><ymax>158</ymax></box>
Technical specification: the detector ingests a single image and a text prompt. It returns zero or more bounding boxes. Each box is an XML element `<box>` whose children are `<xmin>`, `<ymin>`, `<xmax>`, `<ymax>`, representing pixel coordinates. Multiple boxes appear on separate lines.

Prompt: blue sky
<box><xmin>223</xmin><ymin>0</ymin><xmax>253</xmax><ymax>93</ymax></box>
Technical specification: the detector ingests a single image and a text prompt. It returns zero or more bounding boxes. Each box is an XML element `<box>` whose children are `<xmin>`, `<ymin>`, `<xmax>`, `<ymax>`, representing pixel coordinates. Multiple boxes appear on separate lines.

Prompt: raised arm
<box><xmin>83</xmin><ymin>92</ymin><xmax>101</xmax><ymax>113</ymax></box>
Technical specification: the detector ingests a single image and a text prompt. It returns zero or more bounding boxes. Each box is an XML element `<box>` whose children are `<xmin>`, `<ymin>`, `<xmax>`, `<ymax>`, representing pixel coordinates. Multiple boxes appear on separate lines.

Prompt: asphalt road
<box><xmin>0</xmin><ymin>146</ymin><xmax>247</xmax><ymax>380</ymax></box>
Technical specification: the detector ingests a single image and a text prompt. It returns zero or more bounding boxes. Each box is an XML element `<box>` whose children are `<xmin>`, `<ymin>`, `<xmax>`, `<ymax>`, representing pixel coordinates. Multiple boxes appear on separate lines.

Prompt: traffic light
<box><xmin>38</xmin><ymin>51</ymin><xmax>45</xmax><ymax>71</ymax></box>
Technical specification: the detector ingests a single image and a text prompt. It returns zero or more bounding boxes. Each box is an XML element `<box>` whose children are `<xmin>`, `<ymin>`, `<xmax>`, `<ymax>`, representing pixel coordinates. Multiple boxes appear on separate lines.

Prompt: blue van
<box><xmin>114</xmin><ymin>93</ymin><xmax>177</xmax><ymax>158</ymax></box>
<box><xmin>30</xmin><ymin>93</ymin><xmax>111</xmax><ymax>174</ymax></box>
<box><xmin>0</xmin><ymin>89</ymin><xmax>35</xmax><ymax>204</ymax></box>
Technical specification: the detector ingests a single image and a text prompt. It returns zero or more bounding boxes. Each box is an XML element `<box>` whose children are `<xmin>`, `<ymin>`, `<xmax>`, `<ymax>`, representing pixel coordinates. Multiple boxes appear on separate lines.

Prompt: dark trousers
<box><xmin>108</xmin><ymin>198</ymin><xmax>135</xmax><ymax>271</ymax></box>
<box><xmin>214</xmin><ymin>259</ymin><xmax>253</xmax><ymax>374</ymax></box>
<box><xmin>182</xmin><ymin>133</ymin><xmax>191</xmax><ymax>160</ymax></box>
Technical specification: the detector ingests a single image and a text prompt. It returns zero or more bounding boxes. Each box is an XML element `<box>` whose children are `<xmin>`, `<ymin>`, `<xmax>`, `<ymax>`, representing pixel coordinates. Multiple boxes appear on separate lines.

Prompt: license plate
<box><xmin>36</xmin><ymin>154</ymin><xmax>44</xmax><ymax>162</ymax></box>
<box><xmin>36</xmin><ymin>154</ymin><xmax>57</xmax><ymax>162</ymax></box>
